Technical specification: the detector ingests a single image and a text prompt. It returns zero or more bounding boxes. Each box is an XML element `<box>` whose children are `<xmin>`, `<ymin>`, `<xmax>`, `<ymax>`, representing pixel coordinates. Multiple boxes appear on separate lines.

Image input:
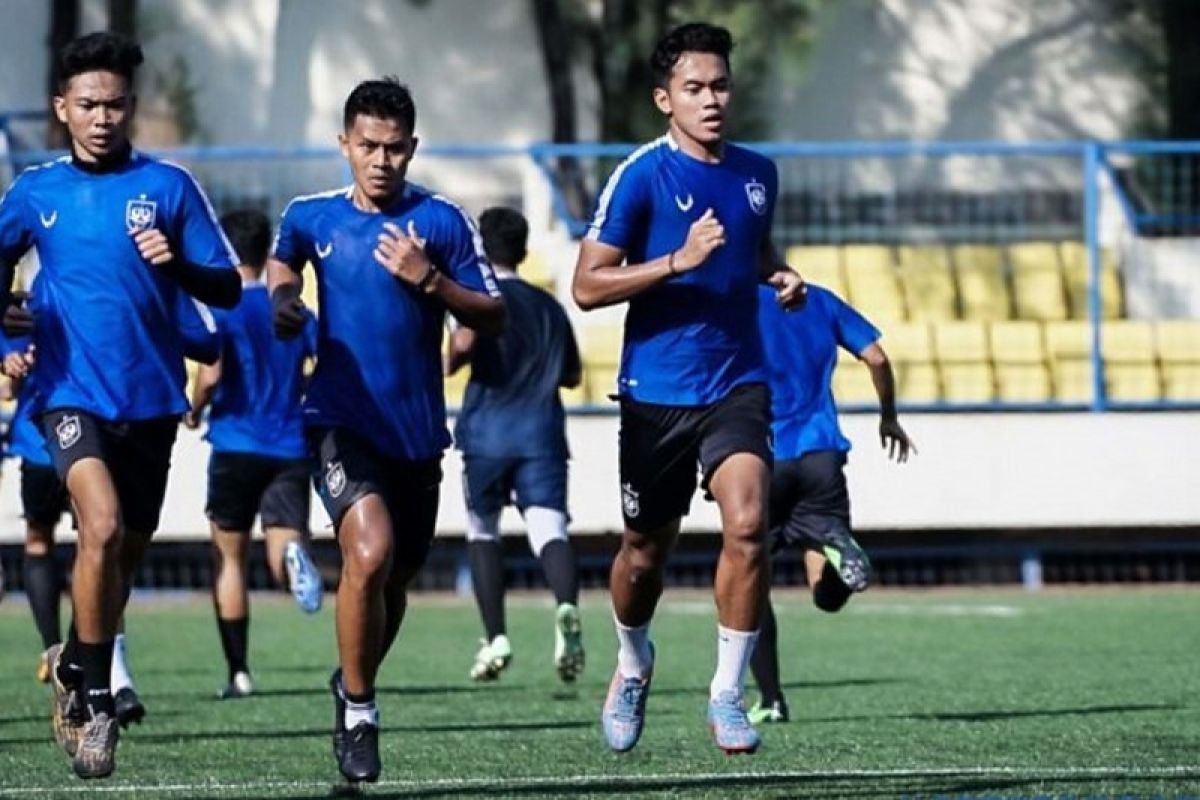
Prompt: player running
<box><xmin>267</xmin><ymin>77</ymin><xmax>505</xmax><ymax>785</ymax></box>
<box><xmin>445</xmin><ymin>207</ymin><xmax>585</xmax><ymax>684</ymax></box>
<box><xmin>573</xmin><ymin>22</ymin><xmax>804</xmax><ymax>754</ymax></box>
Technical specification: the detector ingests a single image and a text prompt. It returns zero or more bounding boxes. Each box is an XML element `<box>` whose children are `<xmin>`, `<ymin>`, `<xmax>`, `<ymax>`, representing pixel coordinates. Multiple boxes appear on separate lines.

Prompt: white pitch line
<box><xmin>2</xmin><ymin>765</ymin><xmax>1197</xmax><ymax>796</ymax></box>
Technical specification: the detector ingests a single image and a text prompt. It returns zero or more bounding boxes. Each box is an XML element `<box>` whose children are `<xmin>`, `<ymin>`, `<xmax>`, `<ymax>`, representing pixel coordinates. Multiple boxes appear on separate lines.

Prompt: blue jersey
<box><xmin>587</xmin><ymin>136</ymin><xmax>776</xmax><ymax>406</ymax></box>
<box><xmin>205</xmin><ymin>282</ymin><xmax>316</xmax><ymax>459</ymax></box>
<box><xmin>273</xmin><ymin>184</ymin><xmax>499</xmax><ymax>460</ymax></box>
<box><xmin>0</xmin><ymin>152</ymin><xmax>238</xmax><ymax>421</ymax></box>
<box><xmin>757</xmin><ymin>284</ymin><xmax>880</xmax><ymax>460</ymax></box>
<box><xmin>454</xmin><ymin>275</ymin><xmax>579</xmax><ymax>459</ymax></box>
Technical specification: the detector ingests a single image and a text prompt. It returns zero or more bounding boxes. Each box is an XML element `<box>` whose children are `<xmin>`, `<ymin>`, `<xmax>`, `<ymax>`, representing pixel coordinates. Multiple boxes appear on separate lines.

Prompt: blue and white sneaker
<box><xmin>284</xmin><ymin>541</ymin><xmax>323</xmax><ymax>614</ymax></box>
<box><xmin>601</xmin><ymin>647</ymin><xmax>653</xmax><ymax>753</ymax></box>
<box><xmin>707</xmin><ymin>691</ymin><xmax>761</xmax><ymax>754</ymax></box>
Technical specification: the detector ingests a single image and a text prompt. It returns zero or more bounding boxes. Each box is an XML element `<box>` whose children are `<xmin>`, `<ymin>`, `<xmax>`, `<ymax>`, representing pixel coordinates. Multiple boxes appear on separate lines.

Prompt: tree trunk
<box><xmin>108</xmin><ymin>0</ymin><xmax>138</xmax><ymax>39</ymax></box>
<box><xmin>46</xmin><ymin>0</ymin><xmax>80</xmax><ymax>147</ymax></box>
<box><xmin>530</xmin><ymin>0</ymin><xmax>589</xmax><ymax>222</ymax></box>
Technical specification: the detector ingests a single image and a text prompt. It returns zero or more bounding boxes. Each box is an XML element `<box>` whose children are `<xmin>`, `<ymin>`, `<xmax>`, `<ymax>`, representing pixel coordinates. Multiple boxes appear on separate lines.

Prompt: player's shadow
<box><xmin>803</xmin><ymin>701</ymin><xmax>1182</xmax><ymax>724</ymax></box>
<box><xmin>0</xmin><ymin>713</ymin><xmax>46</xmax><ymax>727</ymax></box>
<box><xmin>652</xmin><ymin>675</ymin><xmax>906</xmax><ymax>698</ymax></box>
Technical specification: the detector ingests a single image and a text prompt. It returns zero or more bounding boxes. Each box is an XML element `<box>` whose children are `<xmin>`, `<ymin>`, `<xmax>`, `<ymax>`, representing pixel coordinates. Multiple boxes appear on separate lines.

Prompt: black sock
<box><xmin>23</xmin><ymin>553</ymin><xmax>62</xmax><ymax>650</ymax></box>
<box><xmin>538</xmin><ymin>540</ymin><xmax>579</xmax><ymax>606</ymax></box>
<box><xmin>467</xmin><ymin>541</ymin><xmax>506</xmax><ymax>640</ymax></box>
<box><xmin>344</xmin><ymin>686</ymin><xmax>375</xmax><ymax>707</ymax></box>
<box><xmin>749</xmin><ymin>602</ymin><xmax>784</xmax><ymax>706</ymax></box>
<box><xmin>57</xmin><ymin>622</ymin><xmax>84</xmax><ymax>686</ymax></box>
<box><xmin>77</xmin><ymin>640</ymin><xmax>115</xmax><ymax>716</ymax></box>
<box><xmin>216</xmin><ymin>617</ymin><xmax>249</xmax><ymax>681</ymax></box>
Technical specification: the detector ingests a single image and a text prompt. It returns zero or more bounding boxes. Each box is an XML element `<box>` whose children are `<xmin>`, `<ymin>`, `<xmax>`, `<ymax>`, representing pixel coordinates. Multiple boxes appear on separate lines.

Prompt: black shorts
<box><xmin>21</xmin><ymin>461</ymin><xmax>71</xmax><ymax>528</ymax></box>
<box><xmin>206</xmin><ymin>451</ymin><xmax>311</xmax><ymax>533</ymax></box>
<box><xmin>618</xmin><ymin>383</ymin><xmax>772</xmax><ymax>533</ymax></box>
<box><xmin>463</xmin><ymin>455</ymin><xmax>568</xmax><ymax>517</ymax></box>
<box><xmin>41</xmin><ymin>408</ymin><xmax>178</xmax><ymax>534</ymax></box>
<box><xmin>309</xmin><ymin>427</ymin><xmax>441</xmax><ymax>569</ymax></box>
<box><xmin>769</xmin><ymin>450</ymin><xmax>852</xmax><ymax>551</ymax></box>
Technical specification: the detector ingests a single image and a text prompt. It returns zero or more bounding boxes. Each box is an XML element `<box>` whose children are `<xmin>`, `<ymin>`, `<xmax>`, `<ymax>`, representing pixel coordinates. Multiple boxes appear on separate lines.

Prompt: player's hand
<box><xmin>3</xmin><ymin>291</ymin><xmax>34</xmax><ymax>337</ymax></box>
<box><xmin>271</xmin><ymin>284</ymin><xmax>307</xmax><ymax>340</ymax></box>
<box><xmin>672</xmin><ymin>208</ymin><xmax>725</xmax><ymax>272</ymax></box>
<box><xmin>768</xmin><ymin>269</ymin><xmax>807</xmax><ymax>310</ymax></box>
<box><xmin>375</xmin><ymin>221</ymin><xmax>437</xmax><ymax>289</ymax></box>
<box><xmin>182</xmin><ymin>409</ymin><xmax>201</xmax><ymax>430</ymax></box>
<box><xmin>133</xmin><ymin>228</ymin><xmax>175</xmax><ymax>266</ymax></box>
<box><xmin>880</xmin><ymin>416</ymin><xmax>916</xmax><ymax>463</ymax></box>
<box><xmin>2</xmin><ymin>344</ymin><xmax>34</xmax><ymax>379</ymax></box>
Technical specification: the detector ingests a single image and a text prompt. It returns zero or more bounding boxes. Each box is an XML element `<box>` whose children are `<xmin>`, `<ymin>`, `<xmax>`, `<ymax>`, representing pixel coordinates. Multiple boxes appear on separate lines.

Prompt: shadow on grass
<box><xmin>804</xmin><ymin>701</ymin><xmax>1184</xmax><ymax>724</ymax></box>
<box><xmin>149</xmin><ymin>683</ymin><xmax>518</xmax><ymax>703</ymax></box>
<box><xmin>652</xmin><ymin>676</ymin><xmax>907</xmax><ymax>698</ymax></box>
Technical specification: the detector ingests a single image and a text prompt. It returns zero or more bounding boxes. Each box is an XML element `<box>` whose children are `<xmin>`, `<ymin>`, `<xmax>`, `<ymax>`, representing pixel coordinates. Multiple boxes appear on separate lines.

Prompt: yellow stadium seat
<box><xmin>519</xmin><ymin>249</ymin><xmax>556</xmax><ymax>291</ymax></box>
<box><xmin>1103</xmin><ymin>320</ymin><xmax>1159</xmax><ymax>401</ymax></box>
<box><xmin>933</xmin><ymin>321</ymin><xmax>994</xmax><ymax>402</ymax></box>
<box><xmin>579</xmin><ymin>324</ymin><xmax>623</xmax><ymax>405</ymax></box>
<box><xmin>444</xmin><ymin>368</ymin><xmax>469</xmax><ymax>410</ymax></box>
<box><xmin>1045</xmin><ymin>321</ymin><xmax>1093</xmax><ymax>403</ymax></box>
<box><xmin>1059</xmin><ymin>242</ymin><xmax>1123</xmax><ymax>319</ymax></box>
<box><xmin>785</xmin><ymin>245</ymin><xmax>845</xmax><ymax>296</ymax></box>
<box><xmin>842</xmin><ymin>244</ymin><xmax>895</xmax><ymax>276</ymax></box>
<box><xmin>559</xmin><ymin>380</ymin><xmax>588</xmax><ymax>408</ymax></box>
<box><xmin>1010</xmin><ymin>242</ymin><xmax>1067</xmax><ymax>320</ymax></box>
<box><xmin>843</xmin><ymin>244</ymin><xmax>905</xmax><ymax>320</ymax></box>
<box><xmin>952</xmin><ymin>244</ymin><xmax>1010</xmax><ymax>320</ymax></box>
<box><xmin>882</xmin><ymin>321</ymin><xmax>940</xmax><ymax>402</ymax></box>
<box><xmin>989</xmin><ymin>321</ymin><xmax>1051</xmax><ymax>402</ymax></box>
<box><xmin>896</xmin><ymin>246</ymin><xmax>957</xmax><ymax>321</ymax></box>
<box><xmin>832</xmin><ymin>347</ymin><xmax>876</xmax><ymax>405</ymax></box>
<box><xmin>1157</xmin><ymin>320</ymin><xmax>1200</xmax><ymax>401</ymax></box>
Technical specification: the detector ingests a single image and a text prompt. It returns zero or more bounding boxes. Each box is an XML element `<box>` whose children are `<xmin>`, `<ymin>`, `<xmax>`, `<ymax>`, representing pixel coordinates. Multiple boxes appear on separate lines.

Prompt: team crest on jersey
<box><xmin>125</xmin><ymin>196</ymin><xmax>157</xmax><ymax>233</ymax></box>
<box><xmin>744</xmin><ymin>180</ymin><xmax>767</xmax><ymax>216</ymax></box>
<box><xmin>621</xmin><ymin>482</ymin><xmax>640</xmax><ymax>518</ymax></box>
<box><xmin>325</xmin><ymin>460</ymin><xmax>347</xmax><ymax>499</ymax></box>
<box><xmin>55</xmin><ymin>414</ymin><xmax>82</xmax><ymax>450</ymax></box>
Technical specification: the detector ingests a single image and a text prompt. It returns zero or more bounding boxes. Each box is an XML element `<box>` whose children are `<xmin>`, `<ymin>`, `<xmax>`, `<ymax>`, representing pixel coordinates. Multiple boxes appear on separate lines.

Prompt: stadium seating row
<box><xmin>785</xmin><ymin>241</ymin><xmax>1123</xmax><ymax>323</ymax></box>
<box><xmin>442</xmin><ymin>320</ymin><xmax>1200</xmax><ymax>408</ymax></box>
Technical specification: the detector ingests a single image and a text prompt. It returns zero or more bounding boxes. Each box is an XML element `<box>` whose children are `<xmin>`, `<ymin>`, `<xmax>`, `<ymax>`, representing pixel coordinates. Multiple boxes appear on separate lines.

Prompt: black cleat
<box><xmin>113</xmin><ymin>687</ymin><xmax>145</xmax><ymax>728</ymax></box>
<box><xmin>339</xmin><ymin>722</ymin><xmax>381</xmax><ymax>784</ymax></box>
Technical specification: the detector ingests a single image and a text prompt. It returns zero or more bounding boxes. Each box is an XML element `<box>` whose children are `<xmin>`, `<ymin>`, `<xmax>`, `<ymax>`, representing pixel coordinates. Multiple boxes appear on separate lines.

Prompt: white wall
<box><xmin>2</xmin><ymin>412</ymin><xmax>1195</xmax><ymax>544</ymax></box>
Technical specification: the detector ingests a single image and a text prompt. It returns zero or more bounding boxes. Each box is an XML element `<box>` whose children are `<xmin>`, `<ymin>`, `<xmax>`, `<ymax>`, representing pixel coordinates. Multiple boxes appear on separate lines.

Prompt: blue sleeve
<box><xmin>177</xmin><ymin>294</ymin><xmax>221</xmax><ymax>365</ymax></box>
<box><xmin>303</xmin><ymin>309</ymin><xmax>318</xmax><ymax>357</ymax></box>
<box><xmin>830</xmin><ymin>293</ymin><xmax>881</xmax><ymax>357</ymax></box>
<box><xmin>271</xmin><ymin>200</ymin><xmax>309</xmax><ymax>271</ymax></box>
<box><xmin>586</xmin><ymin>158</ymin><xmax>648</xmax><ymax>250</ymax></box>
<box><xmin>434</xmin><ymin>201</ymin><xmax>499</xmax><ymax>297</ymax></box>
<box><xmin>0</xmin><ymin>174</ymin><xmax>34</xmax><ymax>298</ymax></box>
<box><xmin>172</xmin><ymin>169</ymin><xmax>238</xmax><ymax>270</ymax></box>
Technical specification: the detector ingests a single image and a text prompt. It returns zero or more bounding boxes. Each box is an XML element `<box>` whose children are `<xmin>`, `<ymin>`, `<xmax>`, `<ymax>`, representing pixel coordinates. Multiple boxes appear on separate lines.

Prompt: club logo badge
<box><xmin>126</xmin><ymin>196</ymin><xmax>157</xmax><ymax>233</ymax></box>
<box><xmin>325</xmin><ymin>460</ymin><xmax>347</xmax><ymax>499</ymax></box>
<box><xmin>621</xmin><ymin>482</ymin><xmax>640</xmax><ymax>519</ymax></box>
<box><xmin>744</xmin><ymin>179</ymin><xmax>767</xmax><ymax>216</ymax></box>
<box><xmin>55</xmin><ymin>414</ymin><xmax>81</xmax><ymax>450</ymax></box>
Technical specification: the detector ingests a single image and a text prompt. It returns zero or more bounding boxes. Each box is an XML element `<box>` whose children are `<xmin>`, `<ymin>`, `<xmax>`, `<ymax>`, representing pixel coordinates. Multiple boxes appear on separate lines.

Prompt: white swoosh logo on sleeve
<box><xmin>39</xmin><ymin>211</ymin><xmax>57</xmax><ymax>228</ymax></box>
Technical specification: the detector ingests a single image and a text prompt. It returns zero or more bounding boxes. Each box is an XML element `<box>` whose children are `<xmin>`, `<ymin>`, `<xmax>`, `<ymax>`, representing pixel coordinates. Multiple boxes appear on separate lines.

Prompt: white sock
<box><xmin>110</xmin><ymin>633</ymin><xmax>134</xmax><ymax>693</ymax></box>
<box><xmin>614</xmin><ymin>614</ymin><xmax>653</xmax><ymax>679</ymax></box>
<box><xmin>344</xmin><ymin>699</ymin><xmax>379</xmax><ymax>729</ymax></box>
<box><xmin>709</xmin><ymin>625</ymin><xmax>758</xmax><ymax>701</ymax></box>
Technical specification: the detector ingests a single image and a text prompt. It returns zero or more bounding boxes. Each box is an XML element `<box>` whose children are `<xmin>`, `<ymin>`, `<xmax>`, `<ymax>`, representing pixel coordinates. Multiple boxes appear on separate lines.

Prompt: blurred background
<box><xmin>1</xmin><ymin>0</ymin><xmax>1198</xmax><ymax>592</ymax></box>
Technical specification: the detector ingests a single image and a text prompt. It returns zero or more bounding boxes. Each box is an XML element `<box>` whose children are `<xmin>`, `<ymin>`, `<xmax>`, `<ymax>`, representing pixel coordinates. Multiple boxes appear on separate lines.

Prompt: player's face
<box><xmin>654</xmin><ymin>52</ymin><xmax>732</xmax><ymax>151</ymax></box>
<box><xmin>53</xmin><ymin>70</ymin><xmax>135</xmax><ymax>163</ymax></box>
<box><xmin>339</xmin><ymin>115</ymin><xmax>418</xmax><ymax>206</ymax></box>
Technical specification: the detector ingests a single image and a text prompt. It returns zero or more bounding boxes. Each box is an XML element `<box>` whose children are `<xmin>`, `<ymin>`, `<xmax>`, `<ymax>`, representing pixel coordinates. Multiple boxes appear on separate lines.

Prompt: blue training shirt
<box><xmin>757</xmin><ymin>284</ymin><xmax>880</xmax><ymax>460</ymax></box>
<box><xmin>0</xmin><ymin>152</ymin><xmax>238</xmax><ymax>422</ymax></box>
<box><xmin>205</xmin><ymin>282</ymin><xmax>316</xmax><ymax>460</ymax></box>
<box><xmin>273</xmin><ymin>183</ymin><xmax>499</xmax><ymax>461</ymax></box>
<box><xmin>587</xmin><ymin>135</ymin><xmax>776</xmax><ymax>406</ymax></box>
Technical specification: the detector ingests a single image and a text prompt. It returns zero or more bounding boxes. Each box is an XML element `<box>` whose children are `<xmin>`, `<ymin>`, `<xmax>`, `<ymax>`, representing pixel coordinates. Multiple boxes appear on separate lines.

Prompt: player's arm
<box><xmin>572</xmin><ymin>209</ymin><xmax>725</xmax><ymax>310</ymax></box>
<box><xmin>858</xmin><ymin>341</ymin><xmax>916</xmax><ymax>462</ymax></box>
<box><xmin>444</xmin><ymin>326</ymin><xmax>476</xmax><ymax>376</ymax></box>
<box><xmin>266</xmin><ymin>256</ymin><xmax>308</xmax><ymax>340</ymax></box>
<box><xmin>0</xmin><ymin>176</ymin><xmax>35</xmax><ymax>334</ymax></box>
<box><xmin>133</xmin><ymin>232</ymin><xmax>242</xmax><ymax>309</ymax></box>
<box><xmin>184</xmin><ymin>358</ymin><xmax>221</xmax><ymax>430</ymax></box>
<box><xmin>375</xmin><ymin>220</ymin><xmax>506</xmax><ymax>336</ymax></box>
<box><xmin>758</xmin><ymin>237</ymin><xmax>806</xmax><ymax>310</ymax></box>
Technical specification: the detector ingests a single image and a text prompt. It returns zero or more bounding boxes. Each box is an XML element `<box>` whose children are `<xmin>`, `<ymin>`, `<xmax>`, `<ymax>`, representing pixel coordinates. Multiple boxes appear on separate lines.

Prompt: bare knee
<box><xmin>341</xmin><ymin>532</ymin><xmax>392</xmax><ymax>586</ymax></box>
<box><xmin>722</xmin><ymin>505</ymin><xmax>765</xmax><ymax>561</ymax></box>
<box><xmin>77</xmin><ymin>506</ymin><xmax>122</xmax><ymax>559</ymax></box>
<box><xmin>620</xmin><ymin>535</ymin><xmax>669</xmax><ymax>582</ymax></box>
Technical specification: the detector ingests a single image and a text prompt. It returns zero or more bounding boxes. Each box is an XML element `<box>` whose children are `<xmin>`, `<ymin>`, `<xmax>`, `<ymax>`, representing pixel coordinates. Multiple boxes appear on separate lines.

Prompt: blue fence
<box><xmin>4</xmin><ymin>137</ymin><xmax>1199</xmax><ymax>413</ymax></box>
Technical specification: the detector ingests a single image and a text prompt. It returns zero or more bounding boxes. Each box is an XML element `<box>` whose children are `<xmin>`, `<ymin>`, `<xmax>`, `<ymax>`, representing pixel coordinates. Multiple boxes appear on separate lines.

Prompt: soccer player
<box><xmin>747</xmin><ymin>283</ymin><xmax>915</xmax><ymax>724</ymax></box>
<box><xmin>5</xmin><ymin>290</ymin><xmax>220</xmax><ymax>726</ymax></box>
<box><xmin>184</xmin><ymin>208</ymin><xmax>323</xmax><ymax>700</ymax></box>
<box><xmin>445</xmin><ymin>207</ymin><xmax>585</xmax><ymax>684</ymax></box>
<box><xmin>0</xmin><ymin>32</ymin><xmax>240</xmax><ymax>779</ymax></box>
<box><xmin>572</xmin><ymin>22</ymin><xmax>805</xmax><ymax>755</ymax></box>
<box><xmin>267</xmin><ymin>77</ymin><xmax>505</xmax><ymax>784</ymax></box>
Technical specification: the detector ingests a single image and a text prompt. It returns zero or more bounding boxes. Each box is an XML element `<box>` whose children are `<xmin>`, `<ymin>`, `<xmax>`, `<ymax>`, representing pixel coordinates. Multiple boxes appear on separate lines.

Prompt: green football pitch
<box><xmin>0</xmin><ymin>588</ymin><xmax>1196</xmax><ymax>799</ymax></box>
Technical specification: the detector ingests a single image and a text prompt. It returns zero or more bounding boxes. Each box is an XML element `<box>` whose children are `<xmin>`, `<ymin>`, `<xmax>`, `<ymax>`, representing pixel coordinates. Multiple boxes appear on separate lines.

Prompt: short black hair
<box><xmin>220</xmin><ymin>209</ymin><xmax>272</xmax><ymax>270</ymax></box>
<box><xmin>55</xmin><ymin>32</ymin><xmax>144</xmax><ymax>93</ymax></box>
<box><xmin>343</xmin><ymin>77</ymin><xmax>416</xmax><ymax>133</ymax></box>
<box><xmin>479</xmin><ymin>207</ymin><xmax>528</xmax><ymax>269</ymax></box>
<box><xmin>650</xmin><ymin>22</ymin><xmax>733</xmax><ymax>88</ymax></box>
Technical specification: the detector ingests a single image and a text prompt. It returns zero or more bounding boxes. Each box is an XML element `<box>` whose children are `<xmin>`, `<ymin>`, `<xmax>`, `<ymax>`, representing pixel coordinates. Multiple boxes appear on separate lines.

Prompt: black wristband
<box><xmin>417</xmin><ymin>264</ymin><xmax>439</xmax><ymax>293</ymax></box>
